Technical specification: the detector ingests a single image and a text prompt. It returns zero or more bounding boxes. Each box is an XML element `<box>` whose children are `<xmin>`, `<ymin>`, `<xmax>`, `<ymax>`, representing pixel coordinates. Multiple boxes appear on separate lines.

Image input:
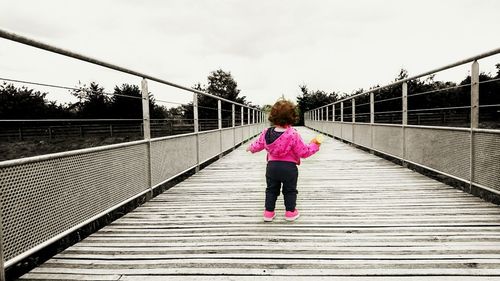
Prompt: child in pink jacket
<box><xmin>247</xmin><ymin>100</ymin><xmax>321</xmax><ymax>222</ymax></box>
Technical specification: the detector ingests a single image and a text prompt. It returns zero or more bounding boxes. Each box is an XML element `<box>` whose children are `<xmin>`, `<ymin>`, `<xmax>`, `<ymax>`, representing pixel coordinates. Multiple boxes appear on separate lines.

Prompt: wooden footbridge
<box><xmin>18</xmin><ymin>127</ymin><xmax>500</xmax><ymax>280</ymax></box>
<box><xmin>1</xmin><ymin>29</ymin><xmax>500</xmax><ymax>280</ymax></box>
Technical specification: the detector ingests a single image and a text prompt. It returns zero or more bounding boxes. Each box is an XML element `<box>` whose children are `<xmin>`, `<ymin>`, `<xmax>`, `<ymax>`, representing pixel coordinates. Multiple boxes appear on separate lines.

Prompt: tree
<box><xmin>0</xmin><ymin>83</ymin><xmax>70</xmax><ymax>119</ymax></box>
<box><xmin>296</xmin><ymin>85</ymin><xmax>340</xmax><ymax>125</ymax></box>
<box><xmin>69</xmin><ymin>82</ymin><xmax>111</xmax><ymax>118</ymax></box>
<box><xmin>182</xmin><ymin>69</ymin><xmax>249</xmax><ymax>126</ymax></box>
<box><xmin>110</xmin><ymin>83</ymin><xmax>167</xmax><ymax>119</ymax></box>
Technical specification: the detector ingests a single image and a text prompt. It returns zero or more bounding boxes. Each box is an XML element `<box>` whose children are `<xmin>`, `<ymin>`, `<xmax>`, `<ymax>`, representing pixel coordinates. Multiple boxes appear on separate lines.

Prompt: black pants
<box><xmin>265</xmin><ymin>161</ymin><xmax>298</xmax><ymax>212</ymax></box>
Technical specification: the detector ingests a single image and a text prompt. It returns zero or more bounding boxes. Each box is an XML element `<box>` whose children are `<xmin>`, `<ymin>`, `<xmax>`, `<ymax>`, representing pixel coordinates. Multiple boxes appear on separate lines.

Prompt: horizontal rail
<box><xmin>0</xmin><ymin>28</ymin><xmax>258</xmax><ymax>110</ymax></box>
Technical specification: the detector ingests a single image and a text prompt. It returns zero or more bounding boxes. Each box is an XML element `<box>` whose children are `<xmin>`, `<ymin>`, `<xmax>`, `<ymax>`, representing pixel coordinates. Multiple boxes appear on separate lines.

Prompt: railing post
<box><xmin>247</xmin><ymin>107</ymin><xmax>250</xmax><ymax>127</ymax></box>
<box><xmin>340</xmin><ymin>102</ymin><xmax>344</xmax><ymax>139</ymax></box>
<box><xmin>232</xmin><ymin>104</ymin><xmax>235</xmax><ymax>128</ymax></box>
<box><xmin>232</xmin><ymin>104</ymin><xmax>235</xmax><ymax>147</ymax></box>
<box><xmin>470</xmin><ymin>60</ymin><xmax>479</xmax><ymax>189</ymax></box>
<box><xmin>402</xmin><ymin>82</ymin><xmax>408</xmax><ymax>126</ymax></box>
<box><xmin>352</xmin><ymin>99</ymin><xmax>356</xmax><ymax>123</ymax></box>
<box><xmin>332</xmin><ymin>104</ymin><xmax>335</xmax><ymax>136</ymax></box>
<box><xmin>370</xmin><ymin>93</ymin><xmax>375</xmax><ymax>124</ymax></box>
<box><xmin>370</xmin><ymin>92</ymin><xmax>374</xmax><ymax>149</ymax></box>
<box><xmin>471</xmin><ymin>61</ymin><xmax>479</xmax><ymax>128</ymax></box>
<box><xmin>218</xmin><ymin>100</ymin><xmax>222</xmax><ymax>129</ymax></box>
<box><xmin>193</xmin><ymin>93</ymin><xmax>200</xmax><ymax>173</ymax></box>
<box><xmin>352</xmin><ymin>98</ymin><xmax>356</xmax><ymax>143</ymax></box>
<box><xmin>241</xmin><ymin>106</ymin><xmax>244</xmax><ymax>126</ymax></box>
<box><xmin>320</xmin><ymin>107</ymin><xmax>323</xmax><ymax>121</ymax></box>
<box><xmin>402</xmin><ymin>82</ymin><xmax>408</xmax><ymax>167</ymax></box>
<box><xmin>141</xmin><ymin>78</ymin><xmax>152</xmax><ymax>195</ymax></box>
<box><xmin>218</xmin><ymin>100</ymin><xmax>222</xmax><ymax>158</ymax></box>
<box><xmin>141</xmin><ymin>78</ymin><xmax>151</xmax><ymax>140</ymax></box>
<box><xmin>340</xmin><ymin>102</ymin><xmax>344</xmax><ymax>122</ymax></box>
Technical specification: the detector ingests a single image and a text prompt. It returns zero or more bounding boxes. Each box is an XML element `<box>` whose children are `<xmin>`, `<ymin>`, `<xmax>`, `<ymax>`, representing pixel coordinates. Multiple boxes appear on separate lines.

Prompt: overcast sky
<box><xmin>1</xmin><ymin>0</ymin><xmax>500</xmax><ymax>108</ymax></box>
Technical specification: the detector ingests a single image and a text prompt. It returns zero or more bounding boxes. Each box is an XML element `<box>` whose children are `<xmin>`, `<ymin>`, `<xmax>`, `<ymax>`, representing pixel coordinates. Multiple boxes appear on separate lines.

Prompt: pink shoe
<box><xmin>285</xmin><ymin>209</ymin><xmax>300</xmax><ymax>221</ymax></box>
<box><xmin>263</xmin><ymin>210</ymin><xmax>276</xmax><ymax>222</ymax></box>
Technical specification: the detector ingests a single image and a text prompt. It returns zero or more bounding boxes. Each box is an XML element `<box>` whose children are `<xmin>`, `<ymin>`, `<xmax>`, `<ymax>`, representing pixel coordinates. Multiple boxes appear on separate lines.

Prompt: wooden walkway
<box><xmin>20</xmin><ymin>127</ymin><xmax>500</xmax><ymax>280</ymax></box>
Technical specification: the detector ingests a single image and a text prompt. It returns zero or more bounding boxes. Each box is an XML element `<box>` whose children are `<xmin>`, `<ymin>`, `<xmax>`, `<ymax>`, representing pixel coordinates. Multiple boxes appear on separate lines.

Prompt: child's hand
<box><xmin>310</xmin><ymin>135</ymin><xmax>324</xmax><ymax>146</ymax></box>
<box><xmin>246</xmin><ymin>146</ymin><xmax>251</xmax><ymax>152</ymax></box>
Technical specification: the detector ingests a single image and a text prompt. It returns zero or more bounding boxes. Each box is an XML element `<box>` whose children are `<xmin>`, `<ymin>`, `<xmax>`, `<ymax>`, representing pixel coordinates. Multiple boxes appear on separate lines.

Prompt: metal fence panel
<box><xmin>324</xmin><ymin>121</ymin><xmax>334</xmax><ymax>136</ymax></box>
<box><xmin>341</xmin><ymin>123</ymin><xmax>353</xmax><ymax>142</ymax></box>
<box><xmin>234</xmin><ymin>127</ymin><xmax>243</xmax><ymax>144</ymax></box>
<box><xmin>198</xmin><ymin>130</ymin><xmax>221</xmax><ymax>163</ymax></box>
<box><xmin>405</xmin><ymin>127</ymin><xmax>470</xmax><ymax>180</ymax></box>
<box><xmin>150</xmin><ymin>135</ymin><xmax>197</xmax><ymax>187</ymax></box>
<box><xmin>242</xmin><ymin>126</ymin><xmax>250</xmax><ymax>140</ymax></box>
<box><xmin>473</xmin><ymin>131</ymin><xmax>500</xmax><ymax>191</ymax></box>
<box><xmin>333</xmin><ymin>123</ymin><xmax>342</xmax><ymax>138</ymax></box>
<box><xmin>0</xmin><ymin>143</ymin><xmax>149</xmax><ymax>262</ymax></box>
<box><xmin>221</xmin><ymin>128</ymin><xmax>235</xmax><ymax>152</ymax></box>
<box><xmin>353</xmin><ymin>123</ymin><xmax>372</xmax><ymax>148</ymax></box>
<box><xmin>373</xmin><ymin>125</ymin><xmax>403</xmax><ymax>157</ymax></box>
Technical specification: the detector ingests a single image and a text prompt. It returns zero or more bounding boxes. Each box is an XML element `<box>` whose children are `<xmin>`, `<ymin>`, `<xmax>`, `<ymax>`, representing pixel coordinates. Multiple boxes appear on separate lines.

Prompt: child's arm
<box><xmin>292</xmin><ymin>132</ymin><xmax>320</xmax><ymax>158</ymax></box>
<box><xmin>247</xmin><ymin>129</ymin><xmax>268</xmax><ymax>153</ymax></box>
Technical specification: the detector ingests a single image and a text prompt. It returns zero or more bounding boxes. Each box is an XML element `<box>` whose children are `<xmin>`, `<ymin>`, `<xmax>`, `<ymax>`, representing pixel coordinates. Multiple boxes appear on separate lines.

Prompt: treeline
<box><xmin>296</xmin><ymin>64</ymin><xmax>500</xmax><ymax>125</ymax></box>
<box><xmin>0</xmin><ymin>82</ymin><xmax>171</xmax><ymax>120</ymax></box>
<box><xmin>0</xmin><ymin>69</ymin><xmax>253</xmax><ymax>121</ymax></box>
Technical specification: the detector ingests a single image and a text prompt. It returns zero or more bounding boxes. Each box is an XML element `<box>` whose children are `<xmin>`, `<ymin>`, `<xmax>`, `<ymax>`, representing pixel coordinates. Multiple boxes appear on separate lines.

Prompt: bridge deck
<box><xmin>21</xmin><ymin>127</ymin><xmax>500</xmax><ymax>280</ymax></box>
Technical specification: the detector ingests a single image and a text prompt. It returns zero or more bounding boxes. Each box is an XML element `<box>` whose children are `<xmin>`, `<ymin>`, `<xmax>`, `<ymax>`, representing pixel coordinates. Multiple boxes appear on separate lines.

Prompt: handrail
<box><xmin>0</xmin><ymin>28</ymin><xmax>257</xmax><ymax>110</ymax></box>
<box><xmin>312</xmin><ymin>47</ymin><xmax>500</xmax><ymax>108</ymax></box>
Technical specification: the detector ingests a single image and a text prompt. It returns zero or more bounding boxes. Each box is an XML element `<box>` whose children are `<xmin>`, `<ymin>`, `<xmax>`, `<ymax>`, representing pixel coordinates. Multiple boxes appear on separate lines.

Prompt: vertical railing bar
<box><xmin>402</xmin><ymin>82</ymin><xmax>408</xmax><ymax>167</ymax></box>
<box><xmin>193</xmin><ymin>93</ymin><xmax>200</xmax><ymax>173</ymax></box>
<box><xmin>141</xmin><ymin>78</ymin><xmax>152</xmax><ymax>193</ymax></box>
<box><xmin>218</xmin><ymin>100</ymin><xmax>222</xmax><ymax>158</ymax></box>
<box><xmin>241</xmin><ymin>106</ymin><xmax>244</xmax><ymax>126</ymax></box>
<box><xmin>232</xmin><ymin>104</ymin><xmax>235</xmax><ymax>148</ymax></box>
<box><xmin>352</xmin><ymin>98</ymin><xmax>355</xmax><ymax>142</ymax></box>
<box><xmin>340</xmin><ymin>102</ymin><xmax>344</xmax><ymax>140</ymax></box>
<box><xmin>332</xmin><ymin>104</ymin><xmax>335</xmax><ymax>136</ymax></box>
<box><xmin>470</xmin><ymin>60</ymin><xmax>479</xmax><ymax>190</ymax></box>
<box><xmin>370</xmin><ymin>92</ymin><xmax>374</xmax><ymax>149</ymax></box>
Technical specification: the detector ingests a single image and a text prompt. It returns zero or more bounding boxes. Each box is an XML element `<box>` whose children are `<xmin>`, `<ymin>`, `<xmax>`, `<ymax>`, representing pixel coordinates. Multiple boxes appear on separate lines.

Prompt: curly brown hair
<box><xmin>268</xmin><ymin>100</ymin><xmax>298</xmax><ymax>126</ymax></box>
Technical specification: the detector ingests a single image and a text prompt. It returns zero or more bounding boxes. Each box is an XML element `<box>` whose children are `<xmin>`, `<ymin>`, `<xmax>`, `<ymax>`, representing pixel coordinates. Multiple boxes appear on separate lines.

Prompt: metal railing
<box><xmin>0</xmin><ymin>28</ymin><xmax>267</xmax><ymax>279</ymax></box>
<box><xmin>305</xmin><ymin>48</ymin><xmax>500</xmax><ymax>202</ymax></box>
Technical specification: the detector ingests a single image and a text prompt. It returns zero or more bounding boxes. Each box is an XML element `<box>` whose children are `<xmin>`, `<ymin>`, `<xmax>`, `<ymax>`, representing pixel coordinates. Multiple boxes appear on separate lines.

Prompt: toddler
<box><xmin>247</xmin><ymin>100</ymin><xmax>321</xmax><ymax>222</ymax></box>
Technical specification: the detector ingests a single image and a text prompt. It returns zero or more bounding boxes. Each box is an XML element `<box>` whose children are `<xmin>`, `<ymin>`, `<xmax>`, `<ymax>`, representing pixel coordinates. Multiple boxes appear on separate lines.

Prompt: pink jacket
<box><xmin>249</xmin><ymin>126</ymin><xmax>319</xmax><ymax>165</ymax></box>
